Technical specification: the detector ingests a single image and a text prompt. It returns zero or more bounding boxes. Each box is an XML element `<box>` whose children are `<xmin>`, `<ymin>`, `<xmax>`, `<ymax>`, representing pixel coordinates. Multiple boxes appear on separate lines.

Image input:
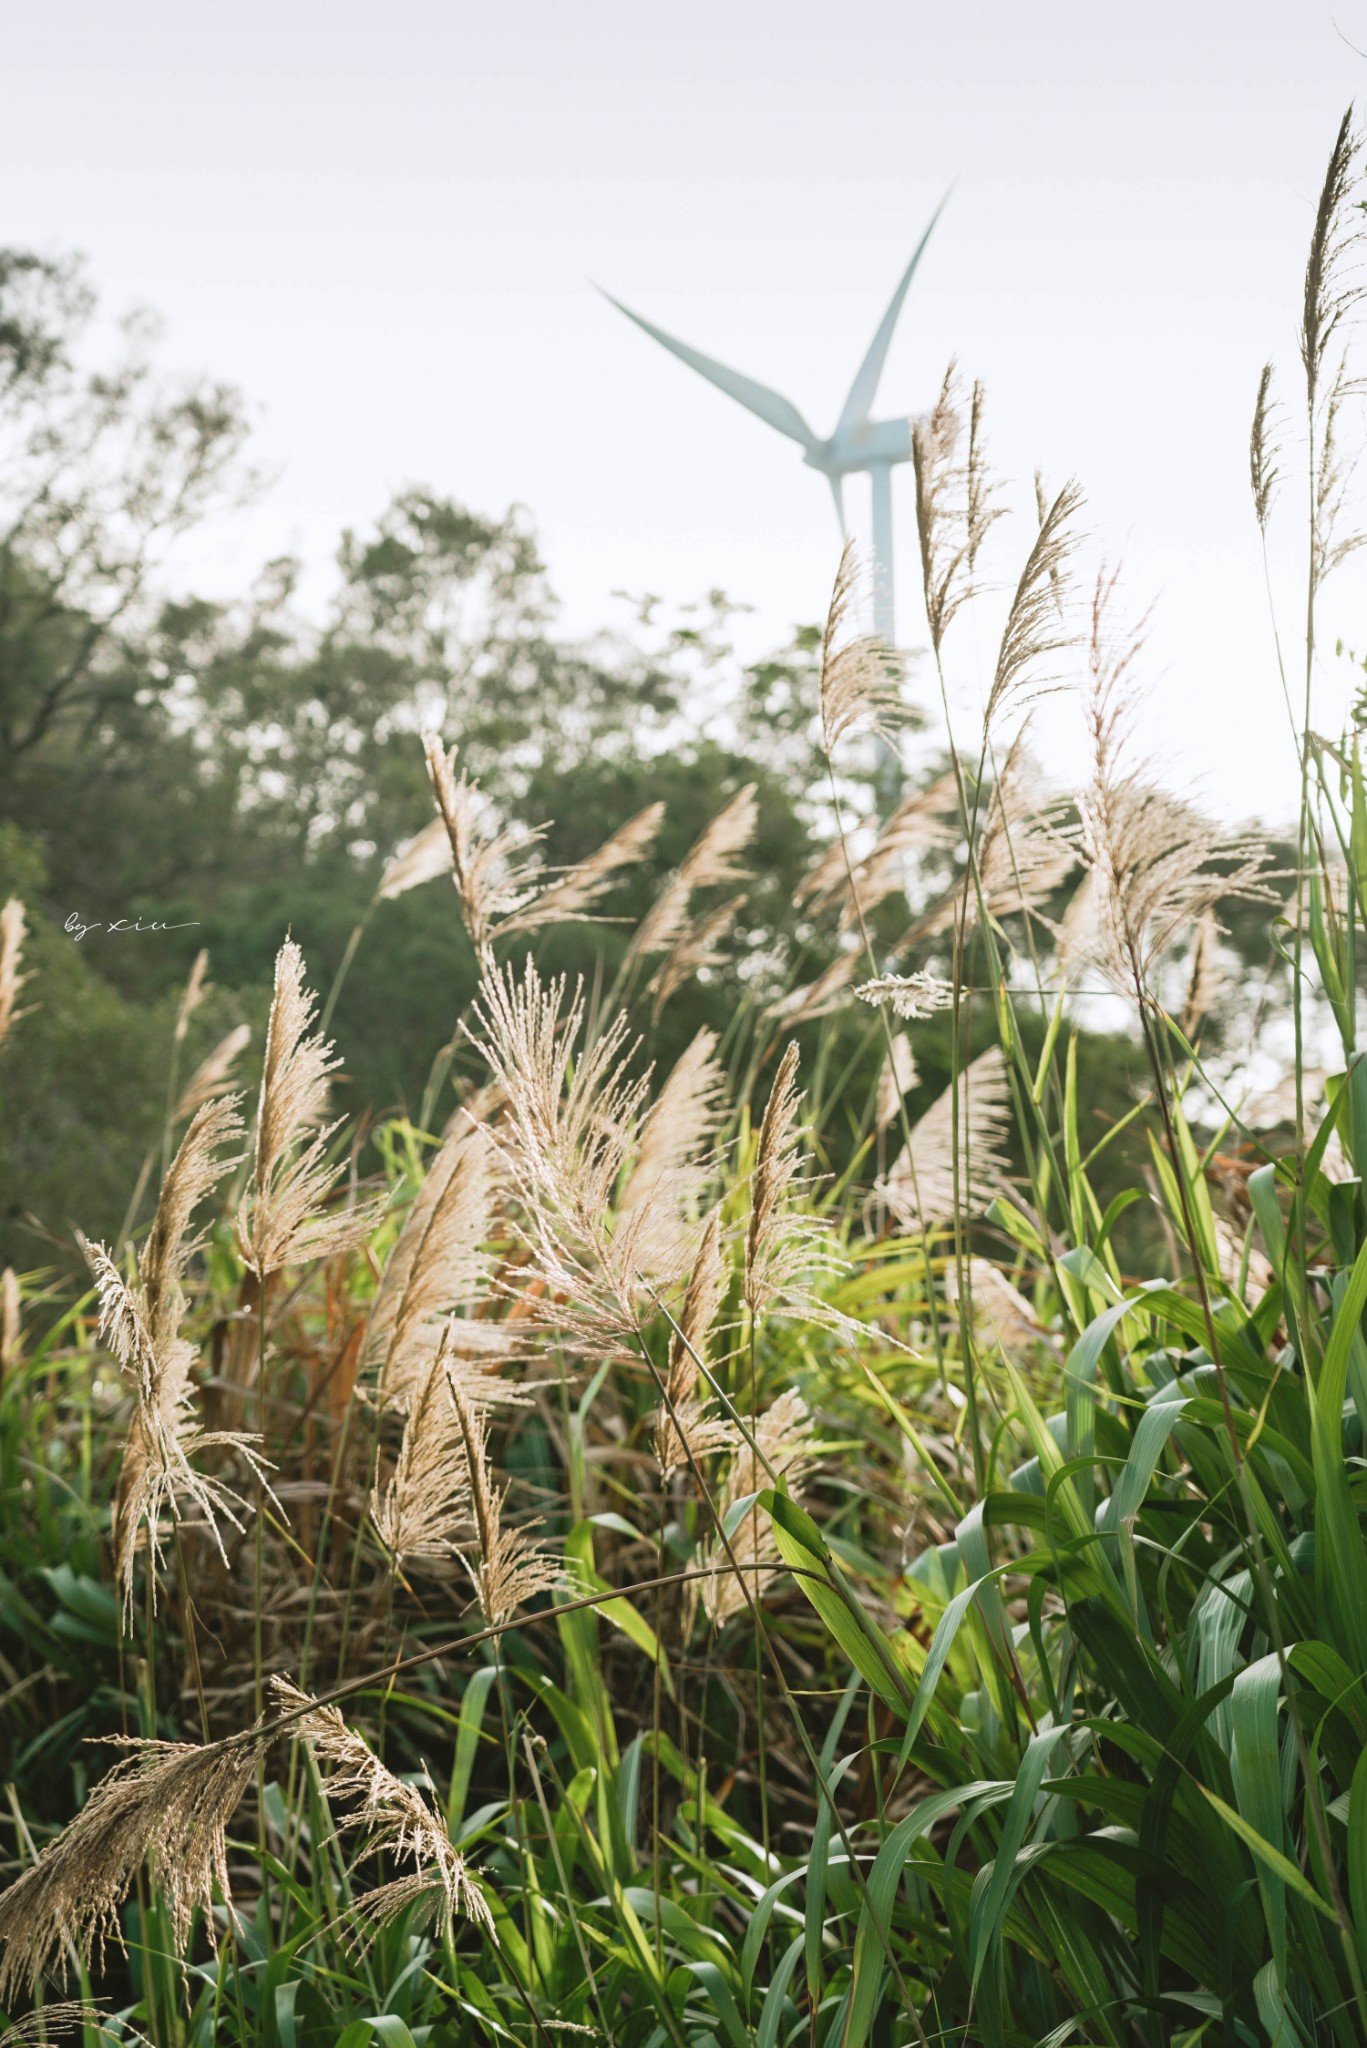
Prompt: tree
<box><xmin>0</xmin><ymin>248</ymin><xmax>1168</xmax><ymax>1272</ymax></box>
<box><xmin>0</xmin><ymin>251</ymin><xmax>254</xmax><ymax>780</ymax></box>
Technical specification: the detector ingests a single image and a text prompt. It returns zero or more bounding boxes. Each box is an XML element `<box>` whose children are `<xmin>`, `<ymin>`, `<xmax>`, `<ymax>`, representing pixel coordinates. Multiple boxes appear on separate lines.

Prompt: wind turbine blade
<box><xmin>835</xmin><ymin>190</ymin><xmax>952</xmax><ymax>436</ymax></box>
<box><xmin>598</xmin><ymin>288</ymin><xmax>817</xmax><ymax>451</ymax></box>
<box><xmin>827</xmin><ymin>472</ymin><xmax>847</xmax><ymax>533</ymax></box>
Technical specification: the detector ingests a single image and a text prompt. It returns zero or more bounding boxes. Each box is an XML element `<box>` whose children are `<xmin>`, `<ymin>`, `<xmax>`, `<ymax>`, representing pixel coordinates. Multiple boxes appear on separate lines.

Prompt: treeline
<box><xmin>0</xmin><ymin>248</ymin><xmax>1232</xmax><ymax>1271</ymax></box>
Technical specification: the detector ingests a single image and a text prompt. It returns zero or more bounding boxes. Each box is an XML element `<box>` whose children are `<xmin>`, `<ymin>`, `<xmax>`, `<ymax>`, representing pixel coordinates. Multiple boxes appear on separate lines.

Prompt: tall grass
<box><xmin>1</xmin><ymin>107</ymin><xmax>1366</xmax><ymax>2048</ymax></box>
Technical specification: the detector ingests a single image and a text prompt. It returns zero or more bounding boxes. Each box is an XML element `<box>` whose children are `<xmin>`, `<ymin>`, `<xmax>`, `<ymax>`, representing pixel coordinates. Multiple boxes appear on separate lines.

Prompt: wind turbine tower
<box><xmin>601</xmin><ymin>197</ymin><xmax>947</xmax><ymax>650</ymax></box>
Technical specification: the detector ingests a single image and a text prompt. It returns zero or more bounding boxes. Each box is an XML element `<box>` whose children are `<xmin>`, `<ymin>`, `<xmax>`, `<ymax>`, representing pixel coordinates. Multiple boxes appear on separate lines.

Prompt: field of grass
<box><xmin>1</xmin><ymin>108</ymin><xmax>1366</xmax><ymax>2048</ymax></box>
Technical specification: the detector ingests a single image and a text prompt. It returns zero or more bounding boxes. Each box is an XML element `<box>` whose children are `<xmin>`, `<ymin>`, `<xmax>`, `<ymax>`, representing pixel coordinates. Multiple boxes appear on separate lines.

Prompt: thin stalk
<box><xmin>628</xmin><ymin>1318</ymin><xmax>931</xmax><ymax>2045</ymax></box>
<box><xmin>651</xmin><ymin>1511</ymin><xmax>666</xmax><ymax>1968</ymax></box>
<box><xmin>523</xmin><ymin>1733</ymin><xmax>614</xmax><ymax>2041</ymax></box>
<box><xmin>200</xmin><ymin>1545</ymin><xmax>926</xmax><ymax>2039</ymax></box>
<box><xmin>171</xmin><ymin>1524</ymin><xmax>210</xmax><ymax>1742</ymax></box>
<box><xmin>138</xmin><ymin>1560</ymin><xmax>165</xmax><ymax>2048</ymax></box>
<box><xmin>748</xmin><ymin>1311</ymin><xmax>771</xmax><ymax>1940</ymax></box>
<box><xmin>1131</xmin><ymin>967</ymin><xmax>1240</xmax><ymax>1455</ymax></box>
<box><xmin>319</xmin><ymin>905</ymin><xmax>373</xmax><ymax>1037</ymax></box>
<box><xmin>449</xmin><ymin>1392</ymin><xmax>539</xmax><ymax>2001</ymax></box>
<box><xmin>821</xmin><ymin>757</ymin><xmax>949</xmax><ymax>1391</ymax></box>
<box><xmin>251</xmin><ymin>1272</ymin><xmax>272</xmax><ymax>1933</ymax></box>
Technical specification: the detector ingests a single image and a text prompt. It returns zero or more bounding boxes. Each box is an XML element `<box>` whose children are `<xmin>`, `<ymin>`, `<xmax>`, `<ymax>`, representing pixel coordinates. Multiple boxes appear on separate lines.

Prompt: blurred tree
<box><xmin>0</xmin><ymin>249</ymin><xmax>1175</xmax><ymax>1271</ymax></box>
<box><xmin>0</xmin><ymin>250</ymin><xmax>254</xmax><ymax>780</ymax></box>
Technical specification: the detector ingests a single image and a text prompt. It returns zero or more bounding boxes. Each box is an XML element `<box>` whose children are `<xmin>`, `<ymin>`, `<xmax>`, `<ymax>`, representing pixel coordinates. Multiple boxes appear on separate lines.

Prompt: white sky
<box><xmin>5</xmin><ymin>0</ymin><xmax>1367</xmax><ymax>825</ymax></box>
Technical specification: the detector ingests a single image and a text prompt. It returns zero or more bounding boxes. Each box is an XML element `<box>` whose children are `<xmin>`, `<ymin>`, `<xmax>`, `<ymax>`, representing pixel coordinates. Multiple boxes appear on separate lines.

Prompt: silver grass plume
<box><xmin>466</xmin><ymin>958</ymin><xmax>674</xmax><ymax>1349</ymax></box>
<box><xmin>912</xmin><ymin>364</ymin><xmax>970</xmax><ymax>658</ymax></box>
<box><xmin>499</xmin><ymin>801</ymin><xmax>665</xmax><ymax>935</ymax></box>
<box><xmin>967</xmin><ymin>379</ymin><xmax>1007</xmax><ymax>582</ymax></box>
<box><xmin>914</xmin><ymin>739</ymin><xmax>1075</xmax><ymax>941</ymax></box>
<box><xmin>421</xmin><ymin>735</ymin><xmax>546</xmax><ymax>951</ymax></box>
<box><xmin>369</xmin><ymin>1338</ymin><xmax>473</xmax><ymax>1572</ymax></box>
<box><xmin>0</xmin><ymin>2002</ymin><xmax>150</xmax><ymax>2045</ymax></box>
<box><xmin>765</xmin><ymin>948</ymin><xmax>862</xmax><ymax>1027</ymax></box>
<box><xmin>655</xmin><ymin>1207</ymin><xmax>731</xmax><ymax>1477</ymax></box>
<box><xmin>1312</xmin><ymin>357</ymin><xmax>1367</xmax><ymax>594</ymax></box>
<box><xmin>449</xmin><ymin>1381</ymin><xmax>563</xmax><ymax>1627</ymax></box>
<box><xmin>1078</xmin><ymin>573</ymin><xmax>1279</xmax><ymax>993</ymax></box>
<box><xmin>172</xmin><ymin>950</ymin><xmax>211</xmax><ymax>1047</ymax></box>
<box><xmin>270</xmin><ymin>1679</ymin><xmax>494</xmax><ymax>1939</ymax></box>
<box><xmin>173</xmin><ymin>1021</ymin><xmax>252</xmax><ymax>1124</ymax></box>
<box><xmin>1180</xmin><ymin>907</ymin><xmax>1226</xmax><ymax>1040</ymax></box>
<box><xmin>1055</xmin><ymin>868</ymin><xmax>1101</xmax><ymax>984</ymax></box>
<box><xmin>879</xmin><ymin>1047</ymin><xmax>1012</xmax><ymax>1230</ymax></box>
<box><xmin>469</xmin><ymin>958</ymin><xmax>644</xmax><ymax>1216</ymax></box>
<box><xmin>973</xmin><ymin>740</ymin><xmax>1077</xmax><ymax>927</ymax></box>
<box><xmin>1301</xmin><ymin>108</ymin><xmax>1362</xmax><ymax>409</ymax></box>
<box><xmin>626</xmin><ymin>784</ymin><xmax>758</xmax><ymax>960</ymax></box>
<box><xmin>0</xmin><ymin>1725</ymin><xmax>269</xmax><ymax>2001</ymax></box>
<box><xmin>620</xmin><ymin>1029</ymin><xmax>725</xmax><ymax>1278</ymax></box>
<box><xmin>1250</xmin><ymin>362</ymin><xmax>1281</xmax><ymax>532</ymax></box>
<box><xmin>744</xmin><ymin>1044</ymin><xmax>840</xmax><ymax>1322</ymax></box>
<box><xmin>471</xmin><ymin>962</ymin><xmax>647</xmax><ymax>1310</ymax></box>
<box><xmin>1301</xmin><ymin>113</ymin><xmax>1366</xmax><ymax>597</ymax></box>
<box><xmin>795</xmin><ymin>826</ymin><xmax>868</xmax><ymax>918</ymax></box>
<box><xmin>839</xmin><ymin>774</ymin><xmax>961</xmax><ymax>929</ymax></box>
<box><xmin>818</xmin><ymin>540</ymin><xmax>907</xmax><ymax>755</ymax></box>
<box><xmin>409</xmin><ymin>767</ymin><xmax>661</xmax><ymax>942</ymax></box>
<box><xmin>983</xmin><ymin>480</ymin><xmax>1085</xmax><ymax>730</ymax></box>
<box><xmin>375</xmin><ymin>816</ymin><xmax>454</xmax><ymax>902</ymax></box>
<box><xmin>238</xmin><ymin>939</ymin><xmax>385</xmax><ymax>1275</ymax></box>
<box><xmin>875</xmin><ymin>1034</ymin><xmax>918</xmax><ymax>1133</ymax></box>
<box><xmin>84</xmin><ymin>1104</ymin><xmax>269</xmax><ymax>1619</ymax></box>
<box><xmin>627</xmin><ymin>869</ymin><xmax>691</xmax><ymax>967</ymax></box>
<box><xmin>108</xmin><ymin>1117</ymin><xmax>246</xmax><ymax>1584</ymax></box>
<box><xmin>857</xmin><ymin>972</ymin><xmax>955</xmax><ymax>1020</ymax></box>
<box><xmin>1</xmin><ymin>1267</ymin><xmax>21</xmax><ymax>1383</ymax></box>
<box><xmin>82</xmin><ymin>1237</ymin><xmax>156</xmax><ymax>1396</ymax></box>
<box><xmin>140</xmin><ymin>1096</ymin><xmax>245</xmax><ymax>1350</ymax></box>
<box><xmin>704</xmin><ymin>1390</ymin><xmax>814</xmax><ymax>1624</ymax></box>
<box><xmin>424</xmin><ymin>745</ymin><xmax>664</xmax><ymax>942</ymax></box>
<box><xmin>367</xmin><ymin>1119</ymin><xmax>507</xmax><ymax>1408</ymax></box>
<box><xmin>648</xmin><ymin>893</ymin><xmax>746</xmax><ymax>1023</ymax></box>
<box><xmin>0</xmin><ymin>899</ymin><xmax>31</xmax><ymax>1054</ymax></box>
<box><xmin>440</xmin><ymin>1076</ymin><xmax>506</xmax><ymax>1143</ymax></box>
<box><xmin>677</xmin><ymin>784</ymin><xmax>759</xmax><ymax>891</ymax></box>
<box><xmin>943</xmin><ymin>1257</ymin><xmax>1048</xmax><ymax>1360</ymax></box>
<box><xmin>797</xmin><ymin>774</ymin><xmax>959</xmax><ymax>928</ymax></box>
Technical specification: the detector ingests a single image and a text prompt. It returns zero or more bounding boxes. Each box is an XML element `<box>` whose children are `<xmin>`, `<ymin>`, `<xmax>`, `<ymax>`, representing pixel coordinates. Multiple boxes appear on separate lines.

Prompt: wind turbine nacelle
<box><xmin>806</xmin><ymin>415</ymin><xmax>914</xmax><ymax>476</ymax></box>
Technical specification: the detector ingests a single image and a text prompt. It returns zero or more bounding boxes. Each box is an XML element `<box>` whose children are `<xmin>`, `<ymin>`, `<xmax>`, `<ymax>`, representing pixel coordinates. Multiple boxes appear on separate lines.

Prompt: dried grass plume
<box><xmin>654</xmin><ymin>1208</ymin><xmax>731</xmax><ymax>1477</ymax></box>
<box><xmin>271</xmin><ymin>1679</ymin><xmax>493</xmax><ymax>1940</ymax></box>
<box><xmin>880</xmin><ymin>1047</ymin><xmax>1011</xmax><ymax>1230</ymax></box>
<box><xmin>238</xmin><ymin>939</ymin><xmax>384</xmax><ymax>1275</ymax></box>
<box><xmin>0</xmin><ymin>899</ymin><xmax>32</xmax><ymax>1054</ymax></box>
<box><xmin>0</xmin><ymin>1727</ymin><xmax>269</xmax><ymax>2001</ymax></box>
<box><xmin>450</xmin><ymin>1381</ymin><xmax>563</xmax><ymax>1627</ymax></box>
<box><xmin>173</xmin><ymin>1022</ymin><xmax>252</xmax><ymax>1124</ymax></box>
<box><xmin>1078</xmin><ymin>572</ymin><xmax>1279</xmax><ymax>994</ymax></box>
<box><xmin>704</xmin><ymin>1390</ymin><xmax>815</xmax><ymax>1624</ymax></box>
<box><xmin>818</xmin><ymin>540</ymin><xmax>907</xmax><ymax>756</ymax></box>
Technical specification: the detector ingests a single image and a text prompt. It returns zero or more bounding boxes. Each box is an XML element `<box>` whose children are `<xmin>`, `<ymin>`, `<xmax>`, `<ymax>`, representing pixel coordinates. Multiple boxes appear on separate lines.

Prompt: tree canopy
<box><xmin>0</xmin><ymin>249</ymin><xmax>1180</xmax><ymax>1270</ymax></box>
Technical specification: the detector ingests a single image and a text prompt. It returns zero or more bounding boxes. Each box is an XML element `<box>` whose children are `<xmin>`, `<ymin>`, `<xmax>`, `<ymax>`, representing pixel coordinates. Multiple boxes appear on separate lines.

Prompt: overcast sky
<box><xmin>5</xmin><ymin>0</ymin><xmax>1367</xmax><ymax>824</ymax></box>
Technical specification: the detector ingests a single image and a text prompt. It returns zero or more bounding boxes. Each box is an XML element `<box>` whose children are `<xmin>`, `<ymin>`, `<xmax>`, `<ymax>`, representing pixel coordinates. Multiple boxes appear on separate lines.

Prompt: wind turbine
<box><xmin>600</xmin><ymin>195</ymin><xmax>948</xmax><ymax>651</ymax></box>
